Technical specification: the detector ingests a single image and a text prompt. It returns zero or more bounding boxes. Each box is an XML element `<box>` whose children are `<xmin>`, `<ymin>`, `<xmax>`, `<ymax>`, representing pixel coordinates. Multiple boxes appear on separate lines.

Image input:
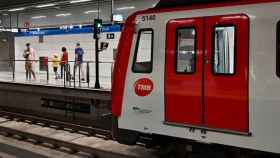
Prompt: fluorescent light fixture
<box><xmin>32</xmin><ymin>15</ymin><xmax>47</xmax><ymax>19</ymax></box>
<box><xmin>12</xmin><ymin>29</ymin><xmax>18</xmax><ymax>33</ymax></box>
<box><xmin>84</xmin><ymin>10</ymin><xmax>99</xmax><ymax>14</ymax></box>
<box><xmin>36</xmin><ymin>3</ymin><xmax>56</xmax><ymax>8</ymax></box>
<box><xmin>70</xmin><ymin>0</ymin><xmax>91</xmax><ymax>4</ymax></box>
<box><xmin>113</xmin><ymin>14</ymin><xmax>124</xmax><ymax>22</ymax></box>
<box><xmin>116</xmin><ymin>6</ymin><xmax>135</xmax><ymax>11</ymax></box>
<box><xmin>56</xmin><ymin>13</ymin><xmax>72</xmax><ymax>17</ymax></box>
<box><xmin>0</xmin><ymin>28</ymin><xmax>18</xmax><ymax>32</ymax></box>
<box><xmin>8</xmin><ymin>7</ymin><xmax>25</xmax><ymax>12</ymax></box>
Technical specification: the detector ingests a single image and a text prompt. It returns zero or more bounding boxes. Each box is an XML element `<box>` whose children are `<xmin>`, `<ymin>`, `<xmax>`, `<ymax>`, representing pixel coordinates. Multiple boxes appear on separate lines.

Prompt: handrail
<box><xmin>0</xmin><ymin>59</ymin><xmax>114</xmax><ymax>90</ymax></box>
<box><xmin>0</xmin><ymin>59</ymin><xmax>114</xmax><ymax>64</ymax></box>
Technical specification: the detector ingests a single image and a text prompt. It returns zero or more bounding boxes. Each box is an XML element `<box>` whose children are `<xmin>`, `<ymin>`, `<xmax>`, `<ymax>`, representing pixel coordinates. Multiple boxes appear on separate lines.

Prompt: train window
<box><xmin>132</xmin><ymin>29</ymin><xmax>153</xmax><ymax>73</ymax></box>
<box><xmin>213</xmin><ymin>26</ymin><xmax>235</xmax><ymax>75</ymax></box>
<box><xmin>176</xmin><ymin>28</ymin><xmax>196</xmax><ymax>73</ymax></box>
<box><xmin>277</xmin><ymin>21</ymin><xmax>280</xmax><ymax>78</ymax></box>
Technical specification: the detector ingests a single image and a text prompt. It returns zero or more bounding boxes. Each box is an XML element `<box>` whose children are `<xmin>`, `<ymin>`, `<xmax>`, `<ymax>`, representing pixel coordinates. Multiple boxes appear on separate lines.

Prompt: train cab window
<box><xmin>176</xmin><ymin>28</ymin><xmax>196</xmax><ymax>73</ymax></box>
<box><xmin>213</xmin><ymin>26</ymin><xmax>235</xmax><ymax>75</ymax></box>
<box><xmin>132</xmin><ymin>29</ymin><xmax>153</xmax><ymax>73</ymax></box>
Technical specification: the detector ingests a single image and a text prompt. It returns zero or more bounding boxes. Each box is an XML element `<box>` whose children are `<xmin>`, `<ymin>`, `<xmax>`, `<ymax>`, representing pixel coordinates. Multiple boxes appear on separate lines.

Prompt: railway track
<box><xmin>0</xmin><ymin>110</ymin><xmax>112</xmax><ymax>138</ymax></box>
<box><xmin>0</xmin><ymin>110</ymin><xmax>277</xmax><ymax>158</ymax></box>
<box><xmin>0</xmin><ymin>111</ymin><xmax>157</xmax><ymax>158</ymax></box>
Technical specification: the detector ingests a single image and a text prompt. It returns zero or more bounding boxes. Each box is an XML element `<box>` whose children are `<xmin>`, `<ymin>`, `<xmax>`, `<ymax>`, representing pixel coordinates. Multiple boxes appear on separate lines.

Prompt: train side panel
<box><xmin>115</xmin><ymin>2</ymin><xmax>280</xmax><ymax>154</ymax></box>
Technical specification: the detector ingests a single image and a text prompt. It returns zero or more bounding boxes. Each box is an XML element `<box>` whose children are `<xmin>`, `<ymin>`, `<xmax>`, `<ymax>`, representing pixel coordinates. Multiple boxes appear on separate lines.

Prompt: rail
<box><xmin>0</xmin><ymin>110</ymin><xmax>112</xmax><ymax>138</ymax></box>
<box><xmin>0</xmin><ymin>112</ymin><xmax>156</xmax><ymax>158</ymax></box>
<box><xmin>0</xmin><ymin>59</ymin><xmax>114</xmax><ymax>89</ymax></box>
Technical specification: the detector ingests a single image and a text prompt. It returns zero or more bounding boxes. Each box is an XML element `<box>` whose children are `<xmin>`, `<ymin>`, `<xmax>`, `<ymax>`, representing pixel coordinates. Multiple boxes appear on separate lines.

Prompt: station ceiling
<box><xmin>0</xmin><ymin>0</ymin><xmax>64</xmax><ymax>9</ymax></box>
<box><xmin>0</xmin><ymin>0</ymin><xmax>138</xmax><ymax>11</ymax></box>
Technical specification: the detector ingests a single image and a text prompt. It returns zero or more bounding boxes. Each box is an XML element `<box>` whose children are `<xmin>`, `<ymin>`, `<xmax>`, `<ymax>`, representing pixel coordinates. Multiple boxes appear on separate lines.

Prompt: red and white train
<box><xmin>112</xmin><ymin>0</ymin><xmax>280</xmax><ymax>156</ymax></box>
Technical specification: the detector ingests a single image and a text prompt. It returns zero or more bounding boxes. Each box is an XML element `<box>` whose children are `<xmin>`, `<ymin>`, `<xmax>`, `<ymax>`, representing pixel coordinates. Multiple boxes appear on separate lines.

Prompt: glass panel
<box><xmin>276</xmin><ymin>21</ymin><xmax>280</xmax><ymax>77</ymax></box>
<box><xmin>176</xmin><ymin>28</ymin><xmax>196</xmax><ymax>73</ymax></box>
<box><xmin>133</xmin><ymin>29</ymin><xmax>153</xmax><ymax>73</ymax></box>
<box><xmin>213</xmin><ymin>26</ymin><xmax>235</xmax><ymax>74</ymax></box>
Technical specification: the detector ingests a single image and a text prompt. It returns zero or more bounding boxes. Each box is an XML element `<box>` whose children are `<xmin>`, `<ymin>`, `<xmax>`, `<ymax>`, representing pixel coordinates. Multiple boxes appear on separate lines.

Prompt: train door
<box><xmin>204</xmin><ymin>15</ymin><xmax>249</xmax><ymax>133</ymax></box>
<box><xmin>165</xmin><ymin>18</ymin><xmax>204</xmax><ymax>126</ymax></box>
<box><xmin>165</xmin><ymin>14</ymin><xmax>249</xmax><ymax>133</ymax></box>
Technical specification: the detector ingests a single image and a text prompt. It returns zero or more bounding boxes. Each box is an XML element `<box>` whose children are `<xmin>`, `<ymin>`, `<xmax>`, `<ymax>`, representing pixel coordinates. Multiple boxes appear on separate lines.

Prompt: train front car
<box><xmin>112</xmin><ymin>0</ymin><xmax>280</xmax><ymax>156</ymax></box>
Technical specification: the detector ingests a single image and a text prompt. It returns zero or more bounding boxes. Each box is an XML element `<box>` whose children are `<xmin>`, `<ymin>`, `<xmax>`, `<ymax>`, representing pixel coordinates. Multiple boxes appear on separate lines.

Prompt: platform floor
<box><xmin>0</xmin><ymin>134</ymin><xmax>92</xmax><ymax>158</ymax></box>
<box><xmin>0</xmin><ymin>71</ymin><xmax>111</xmax><ymax>90</ymax></box>
<box><xmin>0</xmin><ymin>117</ymin><xmax>157</xmax><ymax>158</ymax></box>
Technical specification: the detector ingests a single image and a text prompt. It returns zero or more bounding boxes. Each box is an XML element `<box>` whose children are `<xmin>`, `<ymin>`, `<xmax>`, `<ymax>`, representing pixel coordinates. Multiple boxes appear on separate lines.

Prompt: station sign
<box><xmin>107</xmin><ymin>33</ymin><xmax>115</xmax><ymax>39</ymax></box>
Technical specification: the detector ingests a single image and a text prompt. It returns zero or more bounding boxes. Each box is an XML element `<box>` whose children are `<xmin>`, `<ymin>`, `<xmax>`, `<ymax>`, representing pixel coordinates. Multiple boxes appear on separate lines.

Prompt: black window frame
<box><xmin>132</xmin><ymin>28</ymin><xmax>154</xmax><ymax>74</ymax></box>
<box><xmin>212</xmin><ymin>25</ymin><xmax>237</xmax><ymax>76</ymax></box>
<box><xmin>175</xmin><ymin>27</ymin><xmax>197</xmax><ymax>74</ymax></box>
<box><xmin>276</xmin><ymin>21</ymin><xmax>280</xmax><ymax>78</ymax></box>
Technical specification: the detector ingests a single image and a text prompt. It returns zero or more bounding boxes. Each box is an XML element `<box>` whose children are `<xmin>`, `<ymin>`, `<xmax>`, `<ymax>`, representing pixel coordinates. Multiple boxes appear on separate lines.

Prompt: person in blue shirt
<box><xmin>72</xmin><ymin>43</ymin><xmax>85</xmax><ymax>81</ymax></box>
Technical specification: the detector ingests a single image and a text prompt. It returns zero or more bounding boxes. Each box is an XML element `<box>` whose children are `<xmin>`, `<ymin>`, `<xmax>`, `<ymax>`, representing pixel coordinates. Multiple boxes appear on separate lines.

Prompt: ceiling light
<box><xmin>84</xmin><ymin>10</ymin><xmax>99</xmax><ymax>14</ymax></box>
<box><xmin>70</xmin><ymin>0</ymin><xmax>91</xmax><ymax>4</ymax></box>
<box><xmin>8</xmin><ymin>7</ymin><xmax>25</xmax><ymax>12</ymax></box>
<box><xmin>56</xmin><ymin>13</ymin><xmax>72</xmax><ymax>17</ymax></box>
<box><xmin>36</xmin><ymin>3</ymin><xmax>56</xmax><ymax>8</ymax></box>
<box><xmin>113</xmin><ymin>14</ymin><xmax>124</xmax><ymax>22</ymax></box>
<box><xmin>116</xmin><ymin>6</ymin><xmax>135</xmax><ymax>11</ymax></box>
<box><xmin>32</xmin><ymin>16</ymin><xmax>47</xmax><ymax>19</ymax></box>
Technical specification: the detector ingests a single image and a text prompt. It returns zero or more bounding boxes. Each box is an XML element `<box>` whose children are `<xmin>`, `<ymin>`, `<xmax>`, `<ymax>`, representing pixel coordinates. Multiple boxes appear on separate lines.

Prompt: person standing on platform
<box><xmin>52</xmin><ymin>54</ymin><xmax>60</xmax><ymax>80</ymax></box>
<box><xmin>60</xmin><ymin>47</ymin><xmax>68</xmax><ymax>79</ymax></box>
<box><xmin>23</xmin><ymin>43</ymin><xmax>36</xmax><ymax>80</ymax></box>
<box><xmin>72</xmin><ymin>43</ymin><xmax>85</xmax><ymax>81</ymax></box>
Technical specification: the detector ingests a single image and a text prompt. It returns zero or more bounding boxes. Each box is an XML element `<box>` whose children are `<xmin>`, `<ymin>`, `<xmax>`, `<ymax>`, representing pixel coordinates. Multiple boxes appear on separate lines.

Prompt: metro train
<box><xmin>112</xmin><ymin>0</ymin><xmax>280</xmax><ymax>157</ymax></box>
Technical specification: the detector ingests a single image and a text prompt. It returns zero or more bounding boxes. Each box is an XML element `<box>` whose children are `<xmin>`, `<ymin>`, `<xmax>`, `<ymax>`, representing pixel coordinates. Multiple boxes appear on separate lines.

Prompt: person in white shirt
<box><xmin>23</xmin><ymin>43</ymin><xmax>36</xmax><ymax>80</ymax></box>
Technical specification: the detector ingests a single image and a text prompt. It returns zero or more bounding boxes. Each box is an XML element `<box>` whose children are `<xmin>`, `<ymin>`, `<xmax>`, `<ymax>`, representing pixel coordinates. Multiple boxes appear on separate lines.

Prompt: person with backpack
<box><xmin>60</xmin><ymin>47</ymin><xmax>68</xmax><ymax>79</ymax></box>
<box><xmin>72</xmin><ymin>43</ymin><xmax>85</xmax><ymax>81</ymax></box>
<box><xmin>52</xmin><ymin>53</ymin><xmax>60</xmax><ymax>80</ymax></box>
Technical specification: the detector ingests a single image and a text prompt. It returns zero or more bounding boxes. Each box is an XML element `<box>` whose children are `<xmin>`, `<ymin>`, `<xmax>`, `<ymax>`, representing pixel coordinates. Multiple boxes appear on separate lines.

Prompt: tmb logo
<box><xmin>134</xmin><ymin>78</ymin><xmax>154</xmax><ymax>97</ymax></box>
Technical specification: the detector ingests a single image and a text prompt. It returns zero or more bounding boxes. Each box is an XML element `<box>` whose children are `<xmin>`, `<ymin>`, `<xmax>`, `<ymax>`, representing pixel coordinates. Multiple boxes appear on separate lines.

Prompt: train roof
<box><xmin>155</xmin><ymin>0</ymin><xmax>234</xmax><ymax>8</ymax></box>
<box><xmin>155</xmin><ymin>0</ymin><xmax>280</xmax><ymax>8</ymax></box>
<box><xmin>139</xmin><ymin>0</ymin><xmax>280</xmax><ymax>15</ymax></box>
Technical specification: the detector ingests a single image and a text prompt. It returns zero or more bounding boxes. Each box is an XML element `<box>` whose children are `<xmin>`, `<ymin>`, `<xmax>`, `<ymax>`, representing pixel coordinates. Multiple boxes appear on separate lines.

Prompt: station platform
<box><xmin>0</xmin><ymin>81</ymin><xmax>112</xmax><ymax>130</ymax></box>
<box><xmin>0</xmin><ymin>71</ymin><xmax>112</xmax><ymax>90</ymax></box>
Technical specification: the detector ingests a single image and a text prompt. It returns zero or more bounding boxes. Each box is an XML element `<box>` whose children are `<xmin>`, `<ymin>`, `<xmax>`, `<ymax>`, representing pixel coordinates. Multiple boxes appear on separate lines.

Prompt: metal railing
<box><xmin>0</xmin><ymin>59</ymin><xmax>114</xmax><ymax>89</ymax></box>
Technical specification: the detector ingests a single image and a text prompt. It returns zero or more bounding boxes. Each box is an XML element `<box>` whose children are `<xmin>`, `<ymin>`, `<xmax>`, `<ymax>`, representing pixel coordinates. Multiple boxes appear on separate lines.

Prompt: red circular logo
<box><xmin>134</xmin><ymin>78</ymin><xmax>154</xmax><ymax>97</ymax></box>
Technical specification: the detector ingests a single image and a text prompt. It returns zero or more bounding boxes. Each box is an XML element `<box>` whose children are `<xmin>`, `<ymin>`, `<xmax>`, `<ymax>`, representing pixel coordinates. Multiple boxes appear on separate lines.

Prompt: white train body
<box><xmin>112</xmin><ymin>0</ymin><xmax>280</xmax><ymax>154</ymax></box>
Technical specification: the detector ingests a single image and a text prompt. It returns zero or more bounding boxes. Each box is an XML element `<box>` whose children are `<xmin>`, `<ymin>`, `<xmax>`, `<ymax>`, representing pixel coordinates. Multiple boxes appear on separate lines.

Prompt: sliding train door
<box><xmin>165</xmin><ymin>14</ymin><xmax>249</xmax><ymax>133</ymax></box>
<box><xmin>165</xmin><ymin>18</ymin><xmax>204</xmax><ymax>126</ymax></box>
<box><xmin>204</xmin><ymin>15</ymin><xmax>249</xmax><ymax>133</ymax></box>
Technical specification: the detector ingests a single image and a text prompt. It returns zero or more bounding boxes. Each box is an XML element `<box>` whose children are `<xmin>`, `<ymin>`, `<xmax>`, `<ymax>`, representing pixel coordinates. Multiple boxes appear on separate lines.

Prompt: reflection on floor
<box><xmin>0</xmin><ymin>71</ymin><xmax>111</xmax><ymax>90</ymax></box>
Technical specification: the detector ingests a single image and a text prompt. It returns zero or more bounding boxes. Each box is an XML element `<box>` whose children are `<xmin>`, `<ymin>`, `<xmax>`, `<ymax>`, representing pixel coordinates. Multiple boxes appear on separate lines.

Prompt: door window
<box><xmin>176</xmin><ymin>28</ymin><xmax>196</xmax><ymax>73</ymax></box>
<box><xmin>213</xmin><ymin>26</ymin><xmax>235</xmax><ymax>75</ymax></box>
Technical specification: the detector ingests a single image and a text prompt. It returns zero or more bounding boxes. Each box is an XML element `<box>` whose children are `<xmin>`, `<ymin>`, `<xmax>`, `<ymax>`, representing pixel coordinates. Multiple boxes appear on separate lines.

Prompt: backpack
<box><xmin>76</xmin><ymin>48</ymin><xmax>84</xmax><ymax>61</ymax></box>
